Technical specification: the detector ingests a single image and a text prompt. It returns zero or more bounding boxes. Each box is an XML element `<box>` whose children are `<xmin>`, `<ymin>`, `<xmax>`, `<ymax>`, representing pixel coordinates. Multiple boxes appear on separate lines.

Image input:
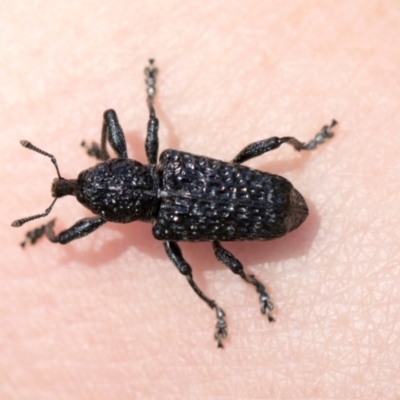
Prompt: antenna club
<box><xmin>17</xmin><ymin>140</ymin><xmax>62</xmax><ymax>179</ymax></box>
<box><xmin>11</xmin><ymin>198</ymin><xmax>58</xmax><ymax>228</ymax></box>
<box><xmin>20</xmin><ymin>140</ymin><xmax>31</xmax><ymax>148</ymax></box>
<box><xmin>11</xmin><ymin>220</ymin><xmax>23</xmax><ymax>227</ymax></box>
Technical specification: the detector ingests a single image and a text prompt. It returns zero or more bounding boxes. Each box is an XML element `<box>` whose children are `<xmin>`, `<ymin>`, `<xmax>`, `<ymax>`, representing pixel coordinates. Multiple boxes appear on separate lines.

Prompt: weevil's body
<box><xmin>13</xmin><ymin>60</ymin><xmax>336</xmax><ymax>348</ymax></box>
<box><xmin>64</xmin><ymin>150</ymin><xmax>308</xmax><ymax>241</ymax></box>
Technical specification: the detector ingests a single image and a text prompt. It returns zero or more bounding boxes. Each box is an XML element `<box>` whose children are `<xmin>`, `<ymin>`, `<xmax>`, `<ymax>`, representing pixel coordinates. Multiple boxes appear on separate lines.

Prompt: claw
<box><xmin>260</xmin><ymin>293</ymin><xmax>275</xmax><ymax>322</ymax></box>
<box><xmin>81</xmin><ymin>141</ymin><xmax>109</xmax><ymax>161</ymax></box>
<box><xmin>20</xmin><ymin>224</ymin><xmax>46</xmax><ymax>247</ymax></box>
<box><xmin>214</xmin><ymin>306</ymin><xmax>228</xmax><ymax>348</ymax></box>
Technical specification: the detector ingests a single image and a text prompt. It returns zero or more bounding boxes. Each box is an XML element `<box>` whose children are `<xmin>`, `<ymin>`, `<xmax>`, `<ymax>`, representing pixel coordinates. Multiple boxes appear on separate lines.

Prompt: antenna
<box><xmin>19</xmin><ymin>140</ymin><xmax>62</xmax><ymax>178</ymax></box>
<box><xmin>11</xmin><ymin>141</ymin><xmax>62</xmax><ymax>227</ymax></box>
<box><xmin>11</xmin><ymin>198</ymin><xmax>58</xmax><ymax>227</ymax></box>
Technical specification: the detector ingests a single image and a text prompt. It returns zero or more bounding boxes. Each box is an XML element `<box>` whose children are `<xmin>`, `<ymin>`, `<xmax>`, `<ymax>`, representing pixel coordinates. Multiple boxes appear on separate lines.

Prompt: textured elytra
<box><xmin>153</xmin><ymin>150</ymin><xmax>308</xmax><ymax>241</ymax></box>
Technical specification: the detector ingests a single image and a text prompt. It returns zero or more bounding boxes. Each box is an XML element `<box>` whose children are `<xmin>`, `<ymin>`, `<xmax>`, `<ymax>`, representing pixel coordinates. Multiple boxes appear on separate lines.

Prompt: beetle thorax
<box><xmin>75</xmin><ymin>158</ymin><xmax>159</xmax><ymax>223</ymax></box>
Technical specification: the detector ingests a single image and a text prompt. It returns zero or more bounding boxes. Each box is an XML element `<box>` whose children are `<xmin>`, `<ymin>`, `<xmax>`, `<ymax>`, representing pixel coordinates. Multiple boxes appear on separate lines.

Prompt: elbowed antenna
<box><xmin>11</xmin><ymin>198</ymin><xmax>57</xmax><ymax>227</ymax></box>
<box><xmin>19</xmin><ymin>140</ymin><xmax>62</xmax><ymax>178</ymax></box>
<box><xmin>11</xmin><ymin>141</ymin><xmax>62</xmax><ymax>227</ymax></box>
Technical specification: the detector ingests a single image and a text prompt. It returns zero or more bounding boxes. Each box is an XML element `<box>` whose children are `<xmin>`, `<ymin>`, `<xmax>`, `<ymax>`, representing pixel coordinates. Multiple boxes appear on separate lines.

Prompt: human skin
<box><xmin>1</xmin><ymin>1</ymin><xmax>400</xmax><ymax>399</ymax></box>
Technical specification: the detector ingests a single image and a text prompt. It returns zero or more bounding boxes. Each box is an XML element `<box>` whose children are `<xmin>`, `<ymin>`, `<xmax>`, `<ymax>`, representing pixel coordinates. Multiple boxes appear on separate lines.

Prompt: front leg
<box><xmin>144</xmin><ymin>59</ymin><xmax>159</xmax><ymax>164</ymax></box>
<box><xmin>19</xmin><ymin>216</ymin><xmax>106</xmax><ymax>247</ymax></box>
<box><xmin>45</xmin><ymin>217</ymin><xmax>106</xmax><ymax>244</ymax></box>
<box><xmin>82</xmin><ymin>109</ymin><xmax>128</xmax><ymax>160</ymax></box>
<box><xmin>20</xmin><ymin>223</ymin><xmax>48</xmax><ymax>248</ymax></box>
<box><xmin>164</xmin><ymin>241</ymin><xmax>228</xmax><ymax>348</ymax></box>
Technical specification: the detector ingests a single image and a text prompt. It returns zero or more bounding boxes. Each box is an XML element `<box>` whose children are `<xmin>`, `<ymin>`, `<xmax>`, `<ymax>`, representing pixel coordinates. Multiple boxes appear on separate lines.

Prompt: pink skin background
<box><xmin>1</xmin><ymin>1</ymin><xmax>400</xmax><ymax>399</ymax></box>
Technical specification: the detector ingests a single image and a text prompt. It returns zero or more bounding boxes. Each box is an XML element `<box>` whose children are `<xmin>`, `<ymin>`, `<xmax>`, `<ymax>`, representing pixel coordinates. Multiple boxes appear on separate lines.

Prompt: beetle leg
<box><xmin>164</xmin><ymin>241</ymin><xmax>228</xmax><ymax>348</ymax></box>
<box><xmin>45</xmin><ymin>217</ymin><xmax>106</xmax><ymax>244</ymax></box>
<box><xmin>20</xmin><ymin>223</ymin><xmax>48</xmax><ymax>248</ymax></box>
<box><xmin>232</xmin><ymin>120</ymin><xmax>337</xmax><ymax>164</ymax></box>
<box><xmin>82</xmin><ymin>109</ymin><xmax>128</xmax><ymax>160</ymax></box>
<box><xmin>144</xmin><ymin>59</ymin><xmax>159</xmax><ymax>165</ymax></box>
<box><xmin>212</xmin><ymin>240</ymin><xmax>275</xmax><ymax>322</ymax></box>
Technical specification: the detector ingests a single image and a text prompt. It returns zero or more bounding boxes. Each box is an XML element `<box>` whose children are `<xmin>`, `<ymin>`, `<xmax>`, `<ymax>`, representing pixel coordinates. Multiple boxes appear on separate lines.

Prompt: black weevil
<box><xmin>12</xmin><ymin>60</ymin><xmax>336</xmax><ymax>347</ymax></box>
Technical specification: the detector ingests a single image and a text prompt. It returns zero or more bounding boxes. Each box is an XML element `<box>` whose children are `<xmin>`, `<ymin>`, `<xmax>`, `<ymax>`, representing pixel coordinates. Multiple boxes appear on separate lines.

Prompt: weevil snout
<box><xmin>51</xmin><ymin>177</ymin><xmax>77</xmax><ymax>198</ymax></box>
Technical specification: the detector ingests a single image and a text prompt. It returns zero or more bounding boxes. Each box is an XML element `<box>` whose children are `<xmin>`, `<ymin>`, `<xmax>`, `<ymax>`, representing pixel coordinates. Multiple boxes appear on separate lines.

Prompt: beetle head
<box><xmin>11</xmin><ymin>140</ymin><xmax>73</xmax><ymax>228</ymax></box>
